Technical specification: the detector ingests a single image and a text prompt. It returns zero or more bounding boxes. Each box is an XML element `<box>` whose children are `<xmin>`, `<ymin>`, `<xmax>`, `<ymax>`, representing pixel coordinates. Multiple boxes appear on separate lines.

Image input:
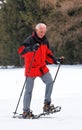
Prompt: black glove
<box><xmin>32</xmin><ymin>43</ymin><xmax>39</xmax><ymax>51</ymax></box>
<box><xmin>57</xmin><ymin>56</ymin><xmax>64</xmax><ymax>64</ymax></box>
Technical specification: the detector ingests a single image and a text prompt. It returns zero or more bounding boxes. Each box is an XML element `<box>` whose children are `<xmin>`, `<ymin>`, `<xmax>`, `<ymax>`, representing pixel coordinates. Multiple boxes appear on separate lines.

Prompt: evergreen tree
<box><xmin>0</xmin><ymin>0</ymin><xmax>41</xmax><ymax>66</ymax></box>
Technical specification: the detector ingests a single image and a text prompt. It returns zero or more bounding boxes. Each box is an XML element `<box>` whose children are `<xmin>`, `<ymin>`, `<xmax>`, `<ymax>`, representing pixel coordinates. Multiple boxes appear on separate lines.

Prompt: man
<box><xmin>18</xmin><ymin>23</ymin><xmax>63</xmax><ymax>118</ymax></box>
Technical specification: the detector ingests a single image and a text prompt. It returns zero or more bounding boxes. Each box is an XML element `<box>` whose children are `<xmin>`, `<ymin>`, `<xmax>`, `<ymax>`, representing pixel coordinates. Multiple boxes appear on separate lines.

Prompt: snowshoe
<box><xmin>13</xmin><ymin>105</ymin><xmax>61</xmax><ymax>119</ymax></box>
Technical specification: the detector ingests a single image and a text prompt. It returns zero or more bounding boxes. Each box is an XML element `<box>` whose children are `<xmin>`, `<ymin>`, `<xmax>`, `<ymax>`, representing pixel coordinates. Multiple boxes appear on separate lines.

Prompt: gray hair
<box><xmin>35</xmin><ymin>23</ymin><xmax>47</xmax><ymax>30</ymax></box>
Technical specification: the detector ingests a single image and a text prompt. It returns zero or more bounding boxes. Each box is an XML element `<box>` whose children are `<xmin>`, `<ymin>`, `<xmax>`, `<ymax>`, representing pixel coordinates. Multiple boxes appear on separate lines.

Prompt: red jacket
<box><xmin>18</xmin><ymin>32</ymin><xmax>56</xmax><ymax>77</ymax></box>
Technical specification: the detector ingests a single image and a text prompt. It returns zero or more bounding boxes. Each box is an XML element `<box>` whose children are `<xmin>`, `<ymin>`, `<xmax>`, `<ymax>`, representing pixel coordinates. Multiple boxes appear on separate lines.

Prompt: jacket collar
<box><xmin>32</xmin><ymin>31</ymin><xmax>46</xmax><ymax>44</ymax></box>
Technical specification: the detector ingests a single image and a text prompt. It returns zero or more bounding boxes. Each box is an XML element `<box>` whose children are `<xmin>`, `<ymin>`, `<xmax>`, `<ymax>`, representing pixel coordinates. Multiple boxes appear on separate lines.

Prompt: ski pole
<box><xmin>13</xmin><ymin>51</ymin><xmax>36</xmax><ymax>115</ymax></box>
<box><xmin>13</xmin><ymin>77</ymin><xmax>27</xmax><ymax>115</ymax></box>
<box><xmin>53</xmin><ymin>62</ymin><xmax>61</xmax><ymax>84</ymax></box>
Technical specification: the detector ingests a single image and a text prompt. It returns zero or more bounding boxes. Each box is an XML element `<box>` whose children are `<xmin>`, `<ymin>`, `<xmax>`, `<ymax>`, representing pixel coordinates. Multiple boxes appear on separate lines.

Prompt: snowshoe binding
<box><xmin>22</xmin><ymin>110</ymin><xmax>34</xmax><ymax>119</ymax></box>
<box><xmin>43</xmin><ymin>102</ymin><xmax>55</xmax><ymax>113</ymax></box>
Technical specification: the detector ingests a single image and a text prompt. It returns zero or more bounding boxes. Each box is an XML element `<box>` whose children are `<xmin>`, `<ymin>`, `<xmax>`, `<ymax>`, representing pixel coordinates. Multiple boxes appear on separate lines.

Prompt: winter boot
<box><xmin>43</xmin><ymin>102</ymin><xmax>55</xmax><ymax>113</ymax></box>
<box><xmin>22</xmin><ymin>110</ymin><xmax>34</xmax><ymax>119</ymax></box>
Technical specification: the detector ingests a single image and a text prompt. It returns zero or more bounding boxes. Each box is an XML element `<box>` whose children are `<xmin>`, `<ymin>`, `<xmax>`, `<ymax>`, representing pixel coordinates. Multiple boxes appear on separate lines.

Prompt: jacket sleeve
<box><xmin>18</xmin><ymin>45</ymin><xmax>32</xmax><ymax>56</ymax></box>
<box><xmin>46</xmin><ymin>48</ymin><xmax>57</xmax><ymax>64</ymax></box>
<box><xmin>18</xmin><ymin>36</ymin><xmax>33</xmax><ymax>56</ymax></box>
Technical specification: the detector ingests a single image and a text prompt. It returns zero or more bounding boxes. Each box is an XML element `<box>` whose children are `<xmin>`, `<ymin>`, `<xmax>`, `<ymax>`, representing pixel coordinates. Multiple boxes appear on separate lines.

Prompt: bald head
<box><xmin>35</xmin><ymin>23</ymin><xmax>47</xmax><ymax>38</ymax></box>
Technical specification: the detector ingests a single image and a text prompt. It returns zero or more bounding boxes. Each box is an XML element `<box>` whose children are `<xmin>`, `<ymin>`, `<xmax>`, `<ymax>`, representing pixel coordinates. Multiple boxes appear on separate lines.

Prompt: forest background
<box><xmin>0</xmin><ymin>0</ymin><xmax>82</xmax><ymax>66</ymax></box>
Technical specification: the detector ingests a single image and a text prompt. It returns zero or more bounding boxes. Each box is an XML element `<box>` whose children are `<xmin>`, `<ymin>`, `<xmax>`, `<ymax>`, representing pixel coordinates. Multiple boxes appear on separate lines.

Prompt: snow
<box><xmin>0</xmin><ymin>65</ymin><xmax>82</xmax><ymax>130</ymax></box>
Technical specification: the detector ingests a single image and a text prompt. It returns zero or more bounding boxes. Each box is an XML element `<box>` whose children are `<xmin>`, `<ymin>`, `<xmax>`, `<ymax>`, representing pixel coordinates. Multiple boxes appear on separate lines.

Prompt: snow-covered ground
<box><xmin>0</xmin><ymin>65</ymin><xmax>82</xmax><ymax>130</ymax></box>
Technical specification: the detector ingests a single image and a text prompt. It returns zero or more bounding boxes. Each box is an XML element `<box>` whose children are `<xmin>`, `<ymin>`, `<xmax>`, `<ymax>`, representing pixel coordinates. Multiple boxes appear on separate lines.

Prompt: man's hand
<box><xmin>58</xmin><ymin>56</ymin><xmax>64</xmax><ymax>64</ymax></box>
<box><xmin>55</xmin><ymin>56</ymin><xmax>64</xmax><ymax>64</ymax></box>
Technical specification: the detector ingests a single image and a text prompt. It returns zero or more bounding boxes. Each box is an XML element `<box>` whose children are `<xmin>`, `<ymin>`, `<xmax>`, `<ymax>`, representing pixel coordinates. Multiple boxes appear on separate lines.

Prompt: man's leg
<box><xmin>23</xmin><ymin>77</ymin><xmax>35</xmax><ymax>112</ymax></box>
<box><xmin>41</xmin><ymin>72</ymin><xmax>53</xmax><ymax>103</ymax></box>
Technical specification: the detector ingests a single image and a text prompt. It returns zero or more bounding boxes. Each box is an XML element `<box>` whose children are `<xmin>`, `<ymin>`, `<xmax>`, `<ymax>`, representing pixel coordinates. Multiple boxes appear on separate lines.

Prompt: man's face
<box><xmin>36</xmin><ymin>26</ymin><xmax>47</xmax><ymax>38</ymax></box>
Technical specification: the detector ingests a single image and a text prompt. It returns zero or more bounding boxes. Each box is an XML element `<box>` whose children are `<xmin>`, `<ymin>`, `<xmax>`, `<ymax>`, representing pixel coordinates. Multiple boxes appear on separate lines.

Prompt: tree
<box><xmin>0</xmin><ymin>0</ymin><xmax>41</xmax><ymax>66</ymax></box>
